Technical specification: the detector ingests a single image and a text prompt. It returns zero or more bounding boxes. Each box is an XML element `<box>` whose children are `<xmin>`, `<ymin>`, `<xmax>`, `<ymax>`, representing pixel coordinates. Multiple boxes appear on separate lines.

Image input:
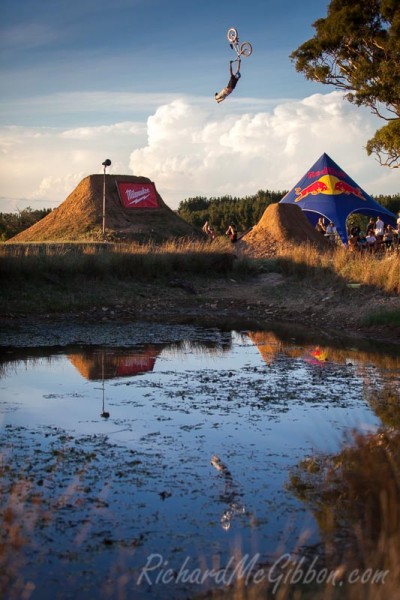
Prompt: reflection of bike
<box><xmin>227</xmin><ymin>27</ymin><xmax>253</xmax><ymax>59</ymax></box>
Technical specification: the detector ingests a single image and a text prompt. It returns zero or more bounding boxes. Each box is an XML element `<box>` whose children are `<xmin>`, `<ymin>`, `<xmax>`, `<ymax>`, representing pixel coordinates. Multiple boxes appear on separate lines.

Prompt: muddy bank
<box><xmin>0</xmin><ymin>272</ymin><xmax>399</xmax><ymax>348</ymax></box>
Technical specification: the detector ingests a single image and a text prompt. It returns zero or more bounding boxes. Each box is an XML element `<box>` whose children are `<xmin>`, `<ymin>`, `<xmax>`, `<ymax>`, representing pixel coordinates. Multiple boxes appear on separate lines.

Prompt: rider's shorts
<box><xmin>215</xmin><ymin>87</ymin><xmax>232</xmax><ymax>103</ymax></box>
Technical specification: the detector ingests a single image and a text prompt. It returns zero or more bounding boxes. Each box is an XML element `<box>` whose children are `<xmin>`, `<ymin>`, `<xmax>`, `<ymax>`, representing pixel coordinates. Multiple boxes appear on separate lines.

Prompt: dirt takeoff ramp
<box><xmin>9</xmin><ymin>175</ymin><xmax>201</xmax><ymax>243</ymax></box>
<box><xmin>238</xmin><ymin>203</ymin><xmax>329</xmax><ymax>258</ymax></box>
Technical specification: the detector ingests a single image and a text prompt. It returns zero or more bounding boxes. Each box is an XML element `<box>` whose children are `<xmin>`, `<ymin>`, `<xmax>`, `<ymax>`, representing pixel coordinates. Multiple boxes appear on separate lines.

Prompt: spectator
<box><xmin>315</xmin><ymin>217</ymin><xmax>326</xmax><ymax>234</ymax></box>
<box><xmin>202</xmin><ymin>221</ymin><xmax>215</xmax><ymax>240</ymax></box>
<box><xmin>325</xmin><ymin>221</ymin><xmax>337</xmax><ymax>244</ymax></box>
<box><xmin>366</xmin><ymin>218</ymin><xmax>375</xmax><ymax>235</ymax></box>
<box><xmin>357</xmin><ymin>232</ymin><xmax>368</xmax><ymax>251</ymax></box>
<box><xmin>366</xmin><ymin>231</ymin><xmax>377</xmax><ymax>253</ymax></box>
<box><xmin>374</xmin><ymin>216</ymin><xmax>385</xmax><ymax>240</ymax></box>
<box><xmin>383</xmin><ymin>225</ymin><xmax>394</xmax><ymax>251</ymax></box>
<box><xmin>396</xmin><ymin>212</ymin><xmax>400</xmax><ymax>249</ymax></box>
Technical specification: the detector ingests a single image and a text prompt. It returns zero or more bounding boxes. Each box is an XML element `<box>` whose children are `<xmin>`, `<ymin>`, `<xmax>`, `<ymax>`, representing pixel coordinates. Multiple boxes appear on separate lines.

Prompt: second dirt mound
<box><xmin>239</xmin><ymin>203</ymin><xmax>329</xmax><ymax>258</ymax></box>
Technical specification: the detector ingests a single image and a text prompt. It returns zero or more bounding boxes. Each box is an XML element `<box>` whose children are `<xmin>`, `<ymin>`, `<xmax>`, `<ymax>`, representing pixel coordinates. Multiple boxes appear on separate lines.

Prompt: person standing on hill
<box><xmin>226</xmin><ymin>223</ymin><xmax>238</xmax><ymax>243</ymax></box>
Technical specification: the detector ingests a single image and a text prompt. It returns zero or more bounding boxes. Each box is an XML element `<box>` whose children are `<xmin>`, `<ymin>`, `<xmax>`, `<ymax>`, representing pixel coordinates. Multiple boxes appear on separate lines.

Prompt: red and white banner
<box><xmin>117</xmin><ymin>181</ymin><xmax>159</xmax><ymax>209</ymax></box>
<box><xmin>116</xmin><ymin>354</ymin><xmax>157</xmax><ymax>376</ymax></box>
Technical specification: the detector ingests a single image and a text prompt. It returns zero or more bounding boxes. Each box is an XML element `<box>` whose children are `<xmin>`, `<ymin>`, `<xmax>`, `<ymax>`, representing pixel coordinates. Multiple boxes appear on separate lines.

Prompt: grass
<box><xmin>0</xmin><ymin>240</ymin><xmax>398</xmax><ymax>314</ymax></box>
<box><xmin>0</xmin><ymin>239</ymin><xmax>237</xmax><ymax>279</ymax></box>
<box><xmin>363</xmin><ymin>308</ymin><xmax>400</xmax><ymax>326</ymax></box>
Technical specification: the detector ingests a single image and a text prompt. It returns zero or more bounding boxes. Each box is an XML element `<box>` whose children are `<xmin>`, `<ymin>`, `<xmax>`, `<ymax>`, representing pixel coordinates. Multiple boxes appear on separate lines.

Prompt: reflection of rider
<box><xmin>211</xmin><ymin>454</ymin><xmax>246</xmax><ymax>531</ymax></box>
<box><xmin>215</xmin><ymin>60</ymin><xmax>241</xmax><ymax>103</ymax></box>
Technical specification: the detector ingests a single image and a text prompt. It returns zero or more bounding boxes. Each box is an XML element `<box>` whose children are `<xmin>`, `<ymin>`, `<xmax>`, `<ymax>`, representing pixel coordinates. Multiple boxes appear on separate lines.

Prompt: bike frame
<box><xmin>227</xmin><ymin>27</ymin><xmax>252</xmax><ymax>59</ymax></box>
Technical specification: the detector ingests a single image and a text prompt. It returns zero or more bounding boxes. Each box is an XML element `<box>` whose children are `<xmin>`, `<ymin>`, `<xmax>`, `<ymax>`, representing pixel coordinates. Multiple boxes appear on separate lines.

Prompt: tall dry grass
<box><xmin>0</xmin><ymin>241</ymin><xmax>398</xmax><ymax>316</ymax></box>
<box><xmin>276</xmin><ymin>243</ymin><xmax>400</xmax><ymax>295</ymax></box>
<box><xmin>1</xmin><ymin>241</ymin><xmax>398</xmax><ymax>292</ymax></box>
<box><xmin>0</xmin><ymin>239</ymin><xmax>239</xmax><ymax>281</ymax></box>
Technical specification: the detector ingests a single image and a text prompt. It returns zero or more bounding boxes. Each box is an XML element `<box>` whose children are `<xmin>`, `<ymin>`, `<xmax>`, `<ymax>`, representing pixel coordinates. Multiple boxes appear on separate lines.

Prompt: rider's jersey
<box><xmin>228</xmin><ymin>74</ymin><xmax>240</xmax><ymax>90</ymax></box>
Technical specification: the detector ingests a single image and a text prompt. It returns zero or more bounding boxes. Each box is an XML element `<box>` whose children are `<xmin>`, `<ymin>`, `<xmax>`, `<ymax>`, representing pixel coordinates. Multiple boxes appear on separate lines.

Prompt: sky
<box><xmin>0</xmin><ymin>0</ymin><xmax>398</xmax><ymax>214</ymax></box>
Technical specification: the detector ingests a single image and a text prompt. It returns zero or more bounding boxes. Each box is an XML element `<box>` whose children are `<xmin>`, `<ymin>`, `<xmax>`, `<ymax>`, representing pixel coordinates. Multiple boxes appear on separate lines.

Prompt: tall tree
<box><xmin>290</xmin><ymin>0</ymin><xmax>400</xmax><ymax>168</ymax></box>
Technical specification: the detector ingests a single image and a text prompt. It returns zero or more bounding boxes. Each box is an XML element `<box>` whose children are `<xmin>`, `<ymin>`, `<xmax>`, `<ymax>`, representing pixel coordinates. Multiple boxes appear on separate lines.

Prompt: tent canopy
<box><xmin>279</xmin><ymin>153</ymin><xmax>397</xmax><ymax>243</ymax></box>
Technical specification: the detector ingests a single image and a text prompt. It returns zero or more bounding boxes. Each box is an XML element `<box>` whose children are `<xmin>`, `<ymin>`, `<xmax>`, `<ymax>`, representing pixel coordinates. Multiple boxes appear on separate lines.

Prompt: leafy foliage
<box><xmin>177</xmin><ymin>190</ymin><xmax>286</xmax><ymax>233</ymax></box>
<box><xmin>0</xmin><ymin>207</ymin><xmax>52</xmax><ymax>241</ymax></box>
<box><xmin>290</xmin><ymin>0</ymin><xmax>400</xmax><ymax>168</ymax></box>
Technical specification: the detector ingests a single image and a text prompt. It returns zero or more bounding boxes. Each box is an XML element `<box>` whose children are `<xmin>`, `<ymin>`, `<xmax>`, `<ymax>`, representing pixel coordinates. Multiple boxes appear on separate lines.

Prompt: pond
<box><xmin>1</xmin><ymin>323</ymin><xmax>399</xmax><ymax>600</ymax></box>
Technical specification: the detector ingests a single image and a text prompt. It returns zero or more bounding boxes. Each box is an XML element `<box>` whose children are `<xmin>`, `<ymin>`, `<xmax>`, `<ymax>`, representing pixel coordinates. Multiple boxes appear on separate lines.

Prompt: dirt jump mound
<box><xmin>238</xmin><ymin>203</ymin><xmax>329</xmax><ymax>258</ymax></box>
<box><xmin>9</xmin><ymin>174</ymin><xmax>201</xmax><ymax>244</ymax></box>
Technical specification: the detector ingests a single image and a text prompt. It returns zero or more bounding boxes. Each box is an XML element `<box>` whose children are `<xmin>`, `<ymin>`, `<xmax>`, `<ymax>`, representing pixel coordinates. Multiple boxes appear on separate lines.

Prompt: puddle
<box><xmin>0</xmin><ymin>324</ymin><xmax>399</xmax><ymax>600</ymax></box>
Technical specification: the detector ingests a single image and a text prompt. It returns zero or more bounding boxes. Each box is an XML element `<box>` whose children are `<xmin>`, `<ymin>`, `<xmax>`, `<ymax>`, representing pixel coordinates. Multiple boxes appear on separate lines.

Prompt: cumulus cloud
<box><xmin>0</xmin><ymin>91</ymin><xmax>398</xmax><ymax>213</ymax></box>
<box><xmin>0</xmin><ymin>121</ymin><xmax>147</xmax><ymax>211</ymax></box>
<box><xmin>129</xmin><ymin>92</ymin><xmax>399</xmax><ymax>207</ymax></box>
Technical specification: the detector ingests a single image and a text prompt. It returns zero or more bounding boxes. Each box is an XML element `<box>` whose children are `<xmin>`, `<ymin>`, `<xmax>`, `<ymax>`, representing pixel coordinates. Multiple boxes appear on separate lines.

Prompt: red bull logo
<box><xmin>333</xmin><ymin>180</ymin><xmax>365</xmax><ymax>200</ymax></box>
<box><xmin>295</xmin><ymin>175</ymin><xmax>366</xmax><ymax>202</ymax></box>
<box><xmin>295</xmin><ymin>180</ymin><xmax>328</xmax><ymax>202</ymax></box>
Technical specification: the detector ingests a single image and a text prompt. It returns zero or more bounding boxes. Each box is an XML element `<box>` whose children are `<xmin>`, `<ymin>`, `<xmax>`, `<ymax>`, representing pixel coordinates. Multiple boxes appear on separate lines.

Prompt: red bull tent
<box><xmin>279</xmin><ymin>153</ymin><xmax>397</xmax><ymax>244</ymax></box>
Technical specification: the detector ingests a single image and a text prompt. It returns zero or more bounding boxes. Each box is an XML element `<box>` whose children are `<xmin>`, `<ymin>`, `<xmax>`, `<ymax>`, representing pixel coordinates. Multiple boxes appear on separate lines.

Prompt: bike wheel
<box><xmin>240</xmin><ymin>41</ymin><xmax>252</xmax><ymax>57</ymax></box>
<box><xmin>227</xmin><ymin>27</ymin><xmax>238</xmax><ymax>43</ymax></box>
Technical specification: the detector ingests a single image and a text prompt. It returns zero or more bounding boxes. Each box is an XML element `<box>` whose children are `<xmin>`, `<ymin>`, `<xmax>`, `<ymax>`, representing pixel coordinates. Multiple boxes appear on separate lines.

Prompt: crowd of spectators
<box><xmin>315</xmin><ymin>214</ymin><xmax>400</xmax><ymax>253</ymax></box>
<box><xmin>347</xmin><ymin>215</ymin><xmax>400</xmax><ymax>253</ymax></box>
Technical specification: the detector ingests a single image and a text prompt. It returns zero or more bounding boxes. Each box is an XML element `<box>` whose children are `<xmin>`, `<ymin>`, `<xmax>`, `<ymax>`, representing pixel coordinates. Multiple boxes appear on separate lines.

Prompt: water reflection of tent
<box><xmin>248</xmin><ymin>331</ymin><xmax>400</xmax><ymax>376</ymax></box>
<box><xmin>304</xmin><ymin>346</ymin><xmax>329</xmax><ymax>367</ymax></box>
<box><xmin>68</xmin><ymin>346</ymin><xmax>162</xmax><ymax>380</ymax></box>
<box><xmin>279</xmin><ymin>153</ymin><xmax>397</xmax><ymax>244</ymax></box>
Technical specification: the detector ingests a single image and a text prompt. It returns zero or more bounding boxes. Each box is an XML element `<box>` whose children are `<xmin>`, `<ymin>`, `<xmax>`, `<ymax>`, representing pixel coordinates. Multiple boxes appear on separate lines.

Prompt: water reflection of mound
<box><xmin>248</xmin><ymin>330</ymin><xmax>400</xmax><ymax>374</ymax></box>
<box><xmin>68</xmin><ymin>346</ymin><xmax>161</xmax><ymax>380</ymax></box>
<box><xmin>67</xmin><ymin>335</ymin><xmax>235</xmax><ymax>381</ymax></box>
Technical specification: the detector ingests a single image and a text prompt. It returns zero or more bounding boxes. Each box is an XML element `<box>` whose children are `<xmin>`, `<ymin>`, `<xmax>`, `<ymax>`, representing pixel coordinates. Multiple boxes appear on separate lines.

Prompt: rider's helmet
<box><xmin>236</xmin><ymin>72</ymin><xmax>241</xmax><ymax>79</ymax></box>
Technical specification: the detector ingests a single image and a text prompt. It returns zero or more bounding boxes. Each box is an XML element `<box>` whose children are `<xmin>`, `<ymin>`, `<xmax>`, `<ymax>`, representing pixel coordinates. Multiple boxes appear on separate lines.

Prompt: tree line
<box><xmin>177</xmin><ymin>191</ymin><xmax>400</xmax><ymax>235</ymax></box>
<box><xmin>0</xmin><ymin>192</ymin><xmax>399</xmax><ymax>241</ymax></box>
<box><xmin>177</xmin><ymin>190</ymin><xmax>287</xmax><ymax>234</ymax></box>
<box><xmin>0</xmin><ymin>207</ymin><xmax>52</xmax><ymax>241</ymax></box>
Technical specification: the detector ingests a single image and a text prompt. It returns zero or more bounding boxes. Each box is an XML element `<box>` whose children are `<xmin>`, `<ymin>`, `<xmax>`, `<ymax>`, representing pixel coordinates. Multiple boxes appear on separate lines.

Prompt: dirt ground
<box><xmin>1</xmin><ymin>270</ymin><xmax>399</xmax><ymax>349</ymax></box>
<box><xmin>163</xmin><ymin>272</ymin><xmax>400</xmax><ymax>346</ymax></box>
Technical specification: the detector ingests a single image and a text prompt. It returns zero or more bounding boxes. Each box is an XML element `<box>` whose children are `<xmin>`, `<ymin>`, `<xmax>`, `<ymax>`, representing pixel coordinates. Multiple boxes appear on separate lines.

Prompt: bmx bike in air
<box><xmin>227</xmin><ymin>27</ymin><xmax>253</xmax><ymax>59</ymax></box>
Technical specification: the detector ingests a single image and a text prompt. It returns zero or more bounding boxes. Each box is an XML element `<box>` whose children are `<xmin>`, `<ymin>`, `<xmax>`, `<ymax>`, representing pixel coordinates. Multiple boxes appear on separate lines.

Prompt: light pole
<box><xmin>102</xmin><ymin>159</ymin><xmax>111</xmax><ymax>239</ymax></box>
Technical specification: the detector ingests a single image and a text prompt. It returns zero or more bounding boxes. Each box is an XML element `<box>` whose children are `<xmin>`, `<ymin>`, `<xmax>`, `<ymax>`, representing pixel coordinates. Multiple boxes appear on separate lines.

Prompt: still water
<box><xmin>0</xmin><ymin>324</ymin><xmax>399</xmax><ymax>600</ymax></box>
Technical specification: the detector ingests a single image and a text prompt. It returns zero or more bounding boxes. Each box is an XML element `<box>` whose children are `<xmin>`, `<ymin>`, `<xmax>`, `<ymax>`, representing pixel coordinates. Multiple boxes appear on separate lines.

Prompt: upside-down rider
<box><xmin>215</xmin><ymin>60</ymin><xmax>241</xmax><ymax>103</ymax></box>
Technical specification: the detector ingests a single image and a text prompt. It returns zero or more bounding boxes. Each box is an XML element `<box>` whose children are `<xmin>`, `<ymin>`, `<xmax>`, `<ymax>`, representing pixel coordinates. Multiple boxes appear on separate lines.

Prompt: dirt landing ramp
<box><xmin>9</xmin><ymin>174</ymin><xmax>201</xmax><ymax>243</ymax></box>
<box><xmin>238</xmin><ymin>203</ymin><xmax>329</xmax><ymax>258</ymax></box>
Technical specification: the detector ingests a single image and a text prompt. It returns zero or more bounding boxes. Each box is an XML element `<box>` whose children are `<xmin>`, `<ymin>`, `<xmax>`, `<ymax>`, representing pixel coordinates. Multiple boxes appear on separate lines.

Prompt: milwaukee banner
<box><xmin>116</xmin><ymin>181</ymin><xmax>159</xmax><ymax>209</ymax></box>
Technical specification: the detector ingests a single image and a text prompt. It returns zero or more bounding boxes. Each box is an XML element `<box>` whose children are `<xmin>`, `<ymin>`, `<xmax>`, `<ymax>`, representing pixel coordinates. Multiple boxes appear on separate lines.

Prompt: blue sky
<box><xmin>0</xmin><ymin>0</ymin><xmax>398</xmax><ymax>212</ymax></box>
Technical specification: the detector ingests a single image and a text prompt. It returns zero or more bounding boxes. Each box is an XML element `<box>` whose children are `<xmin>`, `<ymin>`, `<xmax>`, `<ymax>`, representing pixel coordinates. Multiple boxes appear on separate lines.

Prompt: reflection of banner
<box><xmin>117</xmin><ymin>182</ymin><xmax>159</xmax><ymax>209</ymax></box>
<box><xmin>68</xmin><ymin>347</ymin><xmax>160</xmax><ymax>380</ymax></box>
<box><xmin>116</xmin><ymin>355</ymin><xmax>156</xmax><ymax>376</ymax></box>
